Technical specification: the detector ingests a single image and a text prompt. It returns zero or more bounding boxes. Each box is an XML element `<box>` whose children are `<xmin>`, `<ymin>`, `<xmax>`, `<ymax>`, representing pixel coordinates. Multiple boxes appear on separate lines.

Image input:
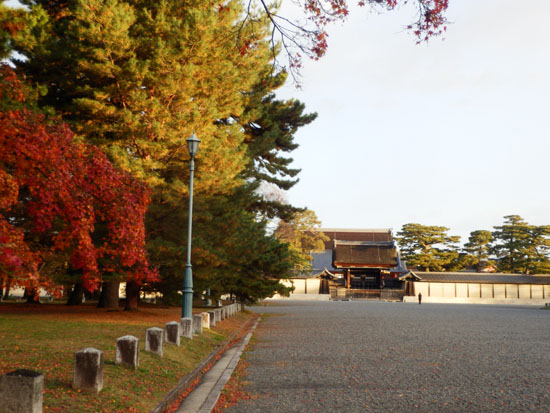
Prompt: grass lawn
<box><xmin>0</xmin><ymin>302</ymin><xmax>250</xmax><ymax>412</ymax></box>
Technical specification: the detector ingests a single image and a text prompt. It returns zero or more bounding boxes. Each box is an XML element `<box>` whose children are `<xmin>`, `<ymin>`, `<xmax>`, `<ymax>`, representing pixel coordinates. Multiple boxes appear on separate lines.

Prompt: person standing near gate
<box><xmin>418</xmin><ymin>292</ymin><xmax>422</xmax><ymax>305</ymax></box>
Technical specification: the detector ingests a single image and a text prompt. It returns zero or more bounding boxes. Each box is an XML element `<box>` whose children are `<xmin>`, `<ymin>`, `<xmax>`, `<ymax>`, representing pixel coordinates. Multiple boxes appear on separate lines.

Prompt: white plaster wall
<box><xmin>532</xmin><ymin>285</ymin><xmax>544</xmax><ymax>299</ymax></box>
<box><xmin>456</xmin><ymin>283</ymin><xmax>468</xmax><ymax>298</ymax></box>
<box><xmin>481</xmin><ymin>284</ymin><xmax>493</xmax><ymax>298</ymax></box>
<box><xmin>429</xmin><ymin>283</ymin><xmax>444</xmax><ymax>297</ymax></box>
<box><xmin>287</xmin><ymin>278</ymin><xmax>321</xmax><ymax>294</ymax></box>
<box><xmin>266</xmin><ymin>278</ymin><xmax>327</xmax><ymax>300</ymax></box>
<box><xmin>494</xmin><ymin>284</ymin><xmax>506</xmax><ymax>299</ymax></box>
<box><xmin>306</xmin><ymin>278</ymin><xmax>321</xmax><ymax>294</ymax></box>
<box><xmin>292</xmin><ymin>279</ymin><xmax>306</xmax><ymax>294</ymax></box>
<box><xmin>519</xmin><ymin>285</ymin><xmax>531</xmax><ymax>299</ymax></box>
<box><xmin>469</xmin><ymin>283</ymin><xmax>481</xmax><ymax>298</ymax></box>
<box><xmin>409</xmin><ymin>282</ymin><xmax>550</xmax><ymax>305</ymax></box>
<box><xmin>443</xmin><ymin>283</ymin><xmax>455</xmax><ymax>298</ymax></box>
<box><xmin>415</xmin><ymin>283</ymin><xmax>429</xmax><ymax>297</ymax></box>
<box><xmin>506</xmin><ymin>284</ymin><xmax>519</xmax><ymax>298</ymax></box>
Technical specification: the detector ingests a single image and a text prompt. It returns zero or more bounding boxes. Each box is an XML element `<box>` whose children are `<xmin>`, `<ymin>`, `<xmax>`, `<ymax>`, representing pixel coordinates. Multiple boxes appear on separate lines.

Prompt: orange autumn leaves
<box><xmin>0</xmin><ymin>66</ymin><xmax>157</xmax><ymax>294</ymax></box>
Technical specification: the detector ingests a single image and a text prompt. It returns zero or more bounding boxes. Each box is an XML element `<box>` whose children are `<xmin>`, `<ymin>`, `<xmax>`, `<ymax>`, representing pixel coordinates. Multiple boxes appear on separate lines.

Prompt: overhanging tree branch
<box><xmin>240</xmin><ymin>0</ymin><xmax>449</xmax><ymax>83</ymax></box>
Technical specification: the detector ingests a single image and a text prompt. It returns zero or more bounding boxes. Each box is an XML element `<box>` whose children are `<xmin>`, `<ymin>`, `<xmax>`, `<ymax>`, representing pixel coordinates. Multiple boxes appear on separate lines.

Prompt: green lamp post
<box><xmin>182</xmin><ymin>132</ymin><xmax>200</xmax><ymax>318</ymax></box>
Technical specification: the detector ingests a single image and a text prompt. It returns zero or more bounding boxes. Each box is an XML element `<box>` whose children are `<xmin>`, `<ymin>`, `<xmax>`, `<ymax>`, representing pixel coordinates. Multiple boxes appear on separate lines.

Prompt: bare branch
<box><xmin>237</xmin><ymin>0</ymin><xmax>448</xmax><ymax>84</ymax></box>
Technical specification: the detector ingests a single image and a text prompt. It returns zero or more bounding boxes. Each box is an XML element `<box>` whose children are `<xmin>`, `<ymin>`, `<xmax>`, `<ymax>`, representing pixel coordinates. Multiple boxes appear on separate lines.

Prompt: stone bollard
<box><xmin>73</xmin><ymin>348</ymin><xmax>104</xmax><ymax>393</ymax></box>
<box><xmin>208</xmin><ymin>311</ymin><xmax>216</xmax><ymax>327</ymax></box>
<box><xmin>0</xmin><ymin>369</ymin><xmax>43</xmax><ymax>412</ymax></box>
<box><xmin>221</xmin><ymin>306</ymin><xmax>227</xmax><ymax>320</ymax></box>
<box><xmin>192</xmin><ymin>314</ymin><xmax>203</xmax><ymax>334</ymax></box>
<box><xmin>145</xmin><ymin>327</ymin><xmax>164</xmax><ymax>357</ymax></box>
<box><xmin>165</xmin><ymin>322</ymin><xmax>181</xmax><ymax>346</ymax></box>
<box><xmin>201</xmin><ymin>312</ymin><xmax>210</xmax><ymax>329</ymax></box>
<box><xmin>214</xmin><ymin>308</ymin><xmax>222</xmax><ymax>323</ymax></box>
<box><xmin>229</xmin><ymin>304</ymin><xmax>235</xmax><ymax>316</ymax></box>
<box><xmin>180</xmin><ymin>318</ymin><xmax>193</xmax><ymax>339</ymax></box>
<box><xmin>116</xmin><ymin>335</ymin><xmax>139</xmax><ymax>369</ymax></box>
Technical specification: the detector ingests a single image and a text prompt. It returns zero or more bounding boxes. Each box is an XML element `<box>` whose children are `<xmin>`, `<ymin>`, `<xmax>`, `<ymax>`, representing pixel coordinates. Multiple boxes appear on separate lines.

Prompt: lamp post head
<box><xmin>186</xmin><ymin>132</ymin><xmax>200</xmax><ymax>157</ymax></box>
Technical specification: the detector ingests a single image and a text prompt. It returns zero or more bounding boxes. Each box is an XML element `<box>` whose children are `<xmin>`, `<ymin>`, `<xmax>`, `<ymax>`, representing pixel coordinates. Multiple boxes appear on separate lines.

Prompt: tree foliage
<box><xmin>146</xmin><ymin>185</ymin><xmax>297</xmax><ymax>304</ymax></box>
<box><xmin>0</xmin><ymin>65</ymin><xmax>155</xmax><ymax>296</ymax></box>
<box><xmin>396</xmin><ymin>223</ymin><xmax>460</xmax><ymax>272</ymax></box>
<box><xmin>491</xmin><ymin>215</ymin><xmax>550</xmax><ymax>274</ymax></box>
<box><xmin>463</xmin><ymin>230</ymin><xmax>493</xmax><ymax>272</ymax></box>
<box><xmin>238</xmin><ymin>71</ymin><xmax>317</xmax><ymax>221</ymax></box>
<box><xmin>4</xmin><ymin>0</ymin><xmax>450</xmax><ymax>85</ymax></box>
<box><xmin>196</xmin><ymin>190</ymin><xmax>296</xmax><ymax>303</ymax></box>
<box><xmin>11</xmin><ymin>0</ymin><xmax>272</xmax><ymax>195</ymax></box>
<box><xmin>274</xmin><ymin>209</ymin><xmax>328</xmax><ymax>273</ymax></box>
<box><xmin>397</xmin><ymin>217</ymin><xmax>550</xmax><ymax>275</ymax></box>
<box><xmin>3</xmin><ymin>0</ymin><xmax>313</xmax><ymax>304</ymax></box>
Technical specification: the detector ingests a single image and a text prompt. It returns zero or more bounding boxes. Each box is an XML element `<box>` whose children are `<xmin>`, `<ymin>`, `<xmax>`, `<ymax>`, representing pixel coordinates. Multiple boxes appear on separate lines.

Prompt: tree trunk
<box><xmin>97</xmin><ymin>281</ymin><xmax>120</xmax><ymax>309</ymax></box>
<box><xmin>124</xmin><ymin>281</ymin><xmax>140</xmax><ymax>311</ymax></box>
<box><xmin>3</xmin><ymin>277</ymin><xmax>11</xmax><ymax>299</ymax></box>
<box><xmin>24</xmin><ymin>287</ymin><xmax>40</xmax><ymax>303</ymax></box>
<box><xmin>66</xmin><ymin>283</ymin><xmax>84</xmax><ymax>305</ymax></box>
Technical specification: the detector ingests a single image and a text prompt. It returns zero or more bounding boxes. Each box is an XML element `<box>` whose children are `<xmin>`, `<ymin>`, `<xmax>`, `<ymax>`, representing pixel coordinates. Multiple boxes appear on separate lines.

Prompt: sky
<box><xmin>274</xmin><ymin>0</ymin><xmax>550</xmax><ymax>244</ymax></box>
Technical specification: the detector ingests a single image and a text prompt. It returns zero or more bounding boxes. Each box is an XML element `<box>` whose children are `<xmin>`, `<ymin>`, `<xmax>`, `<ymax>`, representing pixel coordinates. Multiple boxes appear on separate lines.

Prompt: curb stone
<box><xmin>151</xmin><ymin>313</ymin><xmax>257</xmax><ymax>413</ymax></box>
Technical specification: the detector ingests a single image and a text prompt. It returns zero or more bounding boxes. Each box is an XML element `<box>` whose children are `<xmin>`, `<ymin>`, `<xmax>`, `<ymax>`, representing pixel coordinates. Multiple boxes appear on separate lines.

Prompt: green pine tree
<box><xmin>491</xmin><ymin>215</ymin><xmax>550</xmax><ymax>274</ymax></box>
<box><xmin>491</xmin><ymin>215</ymin><xmax>531</xmax><ymax>273</ymax></box>
<box><xmin>396</xmin><ymin>223</ymin><xmax>461</xmax><ymax>272</ymax></box>
<box><xmin>463</xmin><ymin>230</ymin><xmax>493</xmax><ymax>271</ymax></box>
<box><xmin>9</xmin><ymin>0</ymin><xmax>316</xmax><ymax>304</ymax></box>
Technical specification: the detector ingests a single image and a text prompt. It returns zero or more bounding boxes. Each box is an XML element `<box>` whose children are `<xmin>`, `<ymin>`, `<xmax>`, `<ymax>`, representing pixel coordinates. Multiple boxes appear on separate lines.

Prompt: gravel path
<box><xmin>224</xmin><ymin>301</ymin><xmax>550</xmax><ymax>412</ymax></box>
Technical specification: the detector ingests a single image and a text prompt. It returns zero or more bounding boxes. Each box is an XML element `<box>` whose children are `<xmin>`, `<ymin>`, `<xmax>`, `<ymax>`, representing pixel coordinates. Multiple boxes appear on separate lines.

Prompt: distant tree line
<box><xmin>396</xmin><ymin>215</ymin><xmax>550</xmax><ymax>274</ymax></box>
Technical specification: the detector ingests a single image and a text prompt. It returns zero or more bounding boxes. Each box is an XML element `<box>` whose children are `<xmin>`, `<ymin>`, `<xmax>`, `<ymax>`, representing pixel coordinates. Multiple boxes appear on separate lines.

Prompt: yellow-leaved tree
<box><xmin>275</xmin><ymin>209</ymin><xmax>329</xmax><ymax>274</ymax></box>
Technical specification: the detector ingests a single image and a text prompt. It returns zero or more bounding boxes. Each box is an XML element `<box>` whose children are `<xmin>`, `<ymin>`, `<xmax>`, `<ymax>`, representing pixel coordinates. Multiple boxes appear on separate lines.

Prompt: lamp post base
<box><xmin>182</xmin><ymin>265</ymin><xmax>193</xmax><ymax>318</ymax></box>
<box><xmin>206</xmin><ymin>289</ymin><xmax>212</xmax><ymax>307</ymax></box>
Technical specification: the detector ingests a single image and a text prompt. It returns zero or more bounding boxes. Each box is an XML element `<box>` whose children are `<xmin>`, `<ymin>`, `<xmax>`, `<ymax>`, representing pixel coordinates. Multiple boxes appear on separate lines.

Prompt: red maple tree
<box><xmin>0</xmin><ymin>65</ymin><xmax>157</xmax><ymax>299</ymax></box>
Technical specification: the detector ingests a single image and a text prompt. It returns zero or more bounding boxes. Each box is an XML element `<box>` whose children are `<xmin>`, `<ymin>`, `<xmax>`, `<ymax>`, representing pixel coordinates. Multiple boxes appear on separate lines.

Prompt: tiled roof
<box><xmin>314</xmin><ymin>228</ymin><xmax>393</xmax><ymax>249</ymax></box>
<box><xmin>413</xmin><ymin>272</ymin><xmax>550</xmax><ymax>284</ymax></box>
<box><xmin>310</xmin><ymin>251</ymin><xmax>337</xmax><ymax>274</ymax></box>
<box><xmin>333</xmin><ymin>242</ymin><xmax>397</xmax><ymax>268</ymax></box>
